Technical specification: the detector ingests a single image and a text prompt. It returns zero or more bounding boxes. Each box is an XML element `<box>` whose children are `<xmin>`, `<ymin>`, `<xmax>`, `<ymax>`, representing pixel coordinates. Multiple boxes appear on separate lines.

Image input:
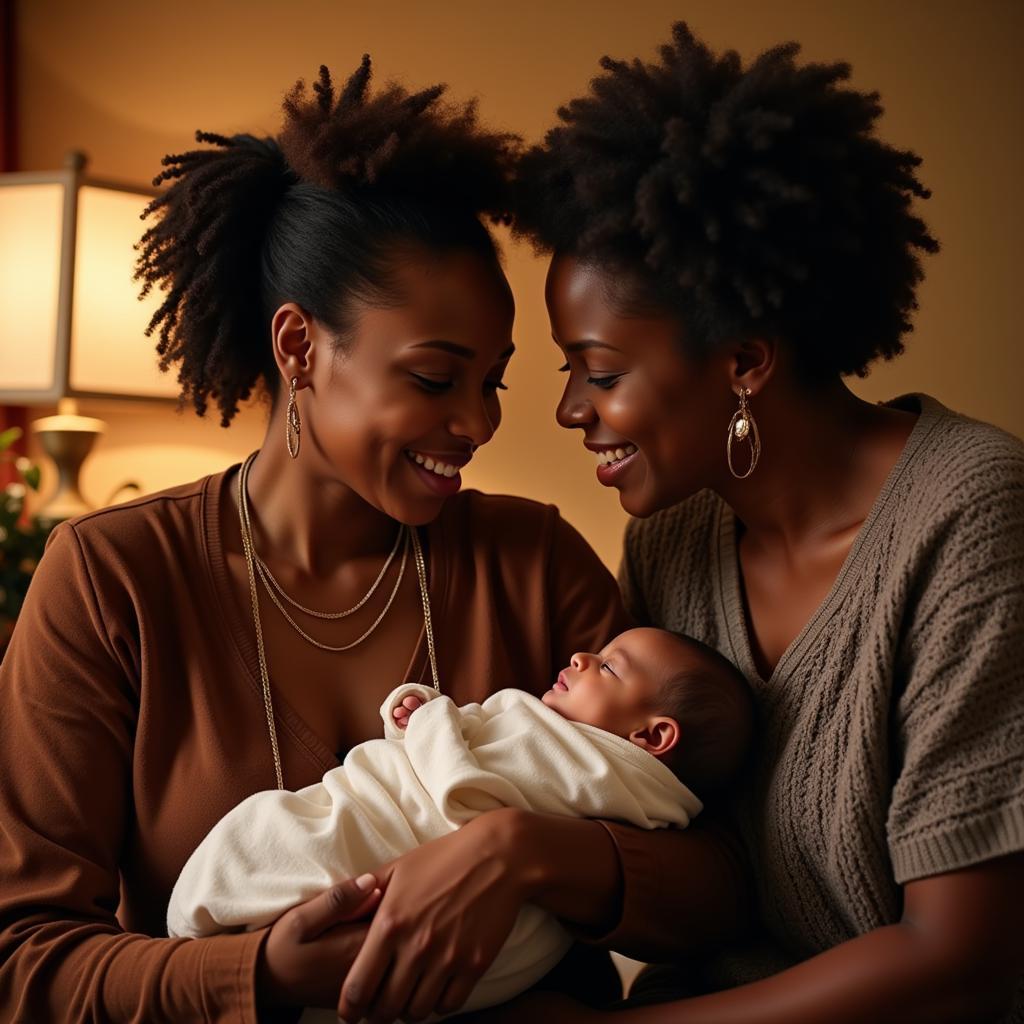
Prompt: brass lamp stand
<box><xmin>31</xmin><ymin>399</ymin><xmax>105</xmax><ymax>528</ymax></box>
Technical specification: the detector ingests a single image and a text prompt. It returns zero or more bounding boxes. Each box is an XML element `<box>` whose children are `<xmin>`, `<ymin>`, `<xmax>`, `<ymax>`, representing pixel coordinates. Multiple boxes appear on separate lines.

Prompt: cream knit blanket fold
<box><xmin>168</xmin><ymin>684</ymin><xmax>700</xmax><ymax>1018</ymax></box>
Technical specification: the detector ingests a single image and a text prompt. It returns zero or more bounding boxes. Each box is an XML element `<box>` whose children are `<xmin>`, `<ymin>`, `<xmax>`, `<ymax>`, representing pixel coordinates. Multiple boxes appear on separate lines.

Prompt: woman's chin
<box><xmin>613</xmin><ymin>468</ymin><xmax>656</xmax><ymax>518</ymax></box>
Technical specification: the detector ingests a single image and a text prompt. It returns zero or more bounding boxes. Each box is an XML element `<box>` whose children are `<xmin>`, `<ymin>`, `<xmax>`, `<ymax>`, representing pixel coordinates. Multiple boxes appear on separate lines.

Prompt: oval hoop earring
<box><xmin>285</xmin><ymin>377</ymin><xmax>301</xmax><ymax>460</ymax></box>
<box><xmin>727</xmin><ymin>387</ymin><xmax>761</xmax><ymax>479</ymax></box>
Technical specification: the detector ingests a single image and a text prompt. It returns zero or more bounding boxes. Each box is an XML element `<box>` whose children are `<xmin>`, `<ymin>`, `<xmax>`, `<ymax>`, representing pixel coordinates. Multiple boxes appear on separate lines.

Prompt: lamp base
<box><xmin>31</xmin><ymin>412</ymin><xmax>106</xmax><ymax>527</ymax></box>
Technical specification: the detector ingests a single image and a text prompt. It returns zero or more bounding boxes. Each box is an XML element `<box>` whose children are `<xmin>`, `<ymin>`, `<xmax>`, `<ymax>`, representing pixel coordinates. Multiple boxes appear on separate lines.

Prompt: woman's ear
<box><xmin>629</xmin><ymin>717</ymin><xmax>680</xmax><ymax>758</ymax></box>
<box><xmin>727</xmin><ymin>336</ymin><xmax>777</xmax><ymax>399</ymax></box>
<box><xmin>271</xmin><ymin>302</ymin><xmax>317</xmax><ymax>388</ymax></box>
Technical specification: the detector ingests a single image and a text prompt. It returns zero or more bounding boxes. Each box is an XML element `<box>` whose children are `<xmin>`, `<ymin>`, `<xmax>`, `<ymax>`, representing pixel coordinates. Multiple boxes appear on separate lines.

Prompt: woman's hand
<box><xmin>257</xmin><ymin>873</ymin><xmax>382</xmax><ymax>1010</ymax></box>
<box><xmin>337</xmin><ymin>809</ymin><xmax>528</xmax><ymax>1024</ymax></box>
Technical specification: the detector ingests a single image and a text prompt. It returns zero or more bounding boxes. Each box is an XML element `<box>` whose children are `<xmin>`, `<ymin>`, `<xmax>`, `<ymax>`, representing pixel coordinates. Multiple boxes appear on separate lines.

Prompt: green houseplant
<box><xmin>0</xmin><ymin>427</ymin><xmax>55</xmax><ymax>662</ymax></box>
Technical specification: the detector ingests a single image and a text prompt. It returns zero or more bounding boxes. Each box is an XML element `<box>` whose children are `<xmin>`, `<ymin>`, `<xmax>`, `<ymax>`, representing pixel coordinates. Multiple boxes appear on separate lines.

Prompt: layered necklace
<box><xmin>237</xmin><ymin>452</ymin><xmax>440</xmax><ymax>789</ymax></box>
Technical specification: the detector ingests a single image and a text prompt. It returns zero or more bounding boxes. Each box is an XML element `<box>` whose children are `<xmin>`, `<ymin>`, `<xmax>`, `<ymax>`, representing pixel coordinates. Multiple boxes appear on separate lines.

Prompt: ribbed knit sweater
<box><xmin>619</xmin><ymin>394</ymin><xmax>1024</xmax><ymax>1016</ymax></box>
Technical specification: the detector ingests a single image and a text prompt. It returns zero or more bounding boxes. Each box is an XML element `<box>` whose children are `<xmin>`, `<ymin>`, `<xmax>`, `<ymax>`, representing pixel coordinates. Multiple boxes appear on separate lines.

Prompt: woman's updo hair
<box><xmin>513</xmin><ymin>22</ymin><xmax>939</xmax><ymax>380</ymax></box>
<box><xmin>135</xmin><ymin>60</ymin><xmax>519</xmax><ymax>425</ymax></box>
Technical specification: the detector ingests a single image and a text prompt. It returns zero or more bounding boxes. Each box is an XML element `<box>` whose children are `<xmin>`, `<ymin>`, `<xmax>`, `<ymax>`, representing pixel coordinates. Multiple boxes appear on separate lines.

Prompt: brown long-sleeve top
<box><xmin>0</xmin><ymin>466</ymin><xmax>735</xmax><ymax>1023</ymax></box>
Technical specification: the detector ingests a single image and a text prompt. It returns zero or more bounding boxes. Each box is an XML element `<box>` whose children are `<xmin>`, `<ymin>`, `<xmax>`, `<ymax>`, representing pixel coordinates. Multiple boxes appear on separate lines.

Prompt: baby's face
<box><xmin>542</xmin><ymin>627</ymin><xmax>684</xmax><ymax>738</ymax></box>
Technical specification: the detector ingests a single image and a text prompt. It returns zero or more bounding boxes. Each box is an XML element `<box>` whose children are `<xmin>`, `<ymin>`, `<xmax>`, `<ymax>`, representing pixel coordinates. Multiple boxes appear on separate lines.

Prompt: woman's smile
<box><xmin>586</xmin><ymin>441</ymin><xmax>640</xmax><ymax>485</ymax></box>
<box><xmin>403</xmin><ymin>448</ymin><xmax>472</xmax><ymax>497</ymax></box>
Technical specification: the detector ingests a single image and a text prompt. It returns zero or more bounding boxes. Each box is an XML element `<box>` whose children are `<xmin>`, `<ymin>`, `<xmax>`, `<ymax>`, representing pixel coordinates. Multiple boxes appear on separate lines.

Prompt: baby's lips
<box><xmin>553</xmin><ymin>671</ymin><xmax>570</xmax><ymax>692</ymax></box>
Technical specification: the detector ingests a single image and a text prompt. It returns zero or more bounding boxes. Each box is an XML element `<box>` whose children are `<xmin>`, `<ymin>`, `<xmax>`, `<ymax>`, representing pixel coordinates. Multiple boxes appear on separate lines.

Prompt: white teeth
<box><xmin>594</xmin><ymin>444</ymin><xmax>638</xmax><ymax>467</ymax></box>
<box><xmin>406</xmin><ymin>450</ymin><xmax>461</xmax><ymax>478</ymax></box>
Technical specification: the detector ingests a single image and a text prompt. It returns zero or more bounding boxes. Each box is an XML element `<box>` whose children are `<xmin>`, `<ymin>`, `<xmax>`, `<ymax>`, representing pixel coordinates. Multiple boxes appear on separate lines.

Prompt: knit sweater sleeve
<box><xmin>0</xmin><ymin>523</ymin><xmax>267</xmax><ymax>1023</ymax></box>
<box><xmin>886</xmin><ymin>432</ymin><xmax>1024</xmax><ymax>884</ymax></box>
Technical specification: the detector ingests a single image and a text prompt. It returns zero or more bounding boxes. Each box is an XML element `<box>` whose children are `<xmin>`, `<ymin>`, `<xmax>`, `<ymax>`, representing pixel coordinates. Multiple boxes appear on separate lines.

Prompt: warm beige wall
<box><xmin>15</xmin><ymin>0</ymin><xmax>1023</xmax><ymax>568</ymax></box>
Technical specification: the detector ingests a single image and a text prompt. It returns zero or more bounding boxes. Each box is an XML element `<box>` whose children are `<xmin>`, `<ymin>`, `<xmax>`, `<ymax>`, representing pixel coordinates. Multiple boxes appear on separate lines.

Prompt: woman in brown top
<box><xmin>0</xmin><ymin>63</ymin><xmax>747</xmax><ymax>1023</ymax></box>
<box><xmin>484</xmin><ymin>21</ymin><xmax>1024</xmax><ymax>1024</ymax></box>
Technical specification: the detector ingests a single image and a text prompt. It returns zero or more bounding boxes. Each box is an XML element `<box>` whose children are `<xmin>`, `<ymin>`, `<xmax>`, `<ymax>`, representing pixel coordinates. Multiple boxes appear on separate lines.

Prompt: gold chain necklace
<box><xmin>240</xmin><ymin>455</ymin><xmax>408</xmax><ymax>652</ymax></box>
<box><xmin>237</xmin><ymin>453</ymin><xmax>440</xmax><ymax>789</ymax></box>
<box><xmin>248</xmin><ymin>505</ymin><xmax>404</xmax><ymax>620</ymax></box>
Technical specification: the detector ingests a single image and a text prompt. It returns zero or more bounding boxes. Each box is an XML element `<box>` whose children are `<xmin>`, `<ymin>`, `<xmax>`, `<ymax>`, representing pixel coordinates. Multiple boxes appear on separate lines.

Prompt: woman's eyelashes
<box><xmin>409</xmin><ymin>372</ymin><xmax>508</xmax><ymax>395</ymax></box>
<box><xmin>586</xmin><ymin>373</ymin><xmax>625</xmax><ymax>389</ymax></box>
<box><xmin>557</xmin><ymin>363</ymin><xmax>625</xmax><ymax>389</ymax></box>
<box><xmin>410</xmin><ymin>372</ymin><xmax>452</xmax><ymax>394</ymax></box>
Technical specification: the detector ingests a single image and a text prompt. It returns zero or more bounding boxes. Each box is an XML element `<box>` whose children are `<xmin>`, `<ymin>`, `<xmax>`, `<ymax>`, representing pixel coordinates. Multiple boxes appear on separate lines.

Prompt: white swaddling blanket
<box><xmin>168</xmin><ymin>684</ymin><xmax>702</xmax><ymax>1019</ymax></box>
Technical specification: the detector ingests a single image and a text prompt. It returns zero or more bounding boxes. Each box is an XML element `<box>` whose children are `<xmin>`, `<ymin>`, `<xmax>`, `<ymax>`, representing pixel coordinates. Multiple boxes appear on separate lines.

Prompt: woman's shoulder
<box><xmin>435</xmin><ymin>488</ymin><xmax>571</xmax><ymax>548</ymax></box>
<box><xmin>434</xmin><ymin>488</ymin><xmax>612</xmax><ymax>582</ymax></box>
<box><xmin>893</xmin><ymin>394</ymin><xmax>1023</xmax><ymax>527</ymax></box>
<box><xmin>51</xmin><ymin>467</ymin><xmax>231</xmax><ymax>570</ymax></box>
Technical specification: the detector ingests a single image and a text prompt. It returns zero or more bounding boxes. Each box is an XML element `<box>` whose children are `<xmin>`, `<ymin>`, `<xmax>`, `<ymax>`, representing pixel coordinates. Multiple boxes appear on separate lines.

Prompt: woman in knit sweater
<box><xmin>493</xmin><ymin>22</ymin><xmax>1024</xmax><ymax>1024</ymax></box>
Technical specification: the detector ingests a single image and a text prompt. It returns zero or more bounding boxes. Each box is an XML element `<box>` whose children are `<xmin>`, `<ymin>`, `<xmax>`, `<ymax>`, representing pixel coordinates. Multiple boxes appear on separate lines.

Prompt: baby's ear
<box><xmin>629</xmin><ymin>717</ymin><xmax>680</xmax><ymax>757</ymax></box>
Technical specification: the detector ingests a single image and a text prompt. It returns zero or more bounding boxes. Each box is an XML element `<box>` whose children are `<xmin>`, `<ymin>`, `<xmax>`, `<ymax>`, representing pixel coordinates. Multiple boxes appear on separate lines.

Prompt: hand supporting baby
<box><xmin>391</xmin><ymin>693</ymin><xmax>426</xmax><ymax>730</ymax></box>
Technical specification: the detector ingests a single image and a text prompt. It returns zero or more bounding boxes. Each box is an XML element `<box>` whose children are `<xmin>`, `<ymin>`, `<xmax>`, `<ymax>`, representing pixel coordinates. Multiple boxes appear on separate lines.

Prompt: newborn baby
<box><xmin>168</xmin><ymin>627</ymin><xmax>753</xmax><ymax>1021</ymax></box>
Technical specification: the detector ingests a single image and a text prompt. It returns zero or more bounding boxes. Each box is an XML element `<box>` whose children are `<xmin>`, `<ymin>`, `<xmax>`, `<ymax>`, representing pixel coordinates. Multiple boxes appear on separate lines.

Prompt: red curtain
<box><xmin>0</xmin><ymin>0</ymin><xmax>28</xmax><ymax>485</ymax></box>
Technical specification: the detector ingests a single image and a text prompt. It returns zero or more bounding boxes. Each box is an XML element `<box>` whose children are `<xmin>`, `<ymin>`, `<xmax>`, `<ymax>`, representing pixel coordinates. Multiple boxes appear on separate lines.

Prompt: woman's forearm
<box><xmin>499</xmin><ymin>810</ymin><xmax>751</xmax><ymax>960</ymax></box>
<box><xmin>610</xmin><ymin>923</ymin><xmax>1015</xmax><ymax>1024</ymax></box>
<box><xmin>503</xmin><ymin>809</ymin><xmax>623</xmax><ymax>930</ymax></box>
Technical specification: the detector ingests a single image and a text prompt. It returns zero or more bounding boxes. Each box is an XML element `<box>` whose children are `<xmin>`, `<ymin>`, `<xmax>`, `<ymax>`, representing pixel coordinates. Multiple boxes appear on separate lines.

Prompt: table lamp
<box><xmin>0</xmin><ymin>151</ymin><xmax>173</xmax><ymax>525</ymax></box>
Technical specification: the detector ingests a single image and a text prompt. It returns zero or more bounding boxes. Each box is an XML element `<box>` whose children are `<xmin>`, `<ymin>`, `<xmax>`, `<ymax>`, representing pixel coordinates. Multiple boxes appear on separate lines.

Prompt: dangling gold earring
<box><xmin>285</xmin><ymin>377</ymin><xmax>301</xmax><ymax>459</ymax></box>
<box><xmin>727</xmin><ymin>387</ymin><xmax>761</xmax><ymax>479</ymax></box>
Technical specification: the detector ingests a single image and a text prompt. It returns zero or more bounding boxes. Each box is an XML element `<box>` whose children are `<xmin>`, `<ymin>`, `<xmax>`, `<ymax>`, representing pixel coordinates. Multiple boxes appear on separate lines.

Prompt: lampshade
<box><xmin>0</xmin><ymin>151</ymin><xmax>171</xmax><ymax>404</ymax></box>
<box><xmin>0</xmin><ymin>152</ymin><xmax>170</xmax><ymax>524</ymax></box>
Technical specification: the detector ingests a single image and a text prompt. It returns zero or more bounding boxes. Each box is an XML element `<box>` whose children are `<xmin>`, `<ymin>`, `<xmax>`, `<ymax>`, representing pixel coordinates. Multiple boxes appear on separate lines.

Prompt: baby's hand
<box><xmin>392</xmin><ymin>694</ymin><xmax>426</xmax><ymax>730</ymax></box>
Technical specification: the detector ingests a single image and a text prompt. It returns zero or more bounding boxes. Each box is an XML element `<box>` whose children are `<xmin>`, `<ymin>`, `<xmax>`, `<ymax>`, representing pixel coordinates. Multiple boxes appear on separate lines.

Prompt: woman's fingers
<box><xmin>436</xmin><ymin>964</ymin><xmax>487</xmax><ymax>1017</ymax></box>
<box><xmin>362</xmin><ymin>954</ymin><xmax>420</xmax><ymax>1024</ymax></box>
<box><xmin>339</xmin><ymin>819</ymin><xmax>522</xmax><ymax>1022</ymax></box>
<box><xmin>337</xmin><ymin>929</ymin><xmax>394</xmax><ymax>1022</ymax></box>
<box><xmin>291</xmin><ymin>873</ymin><xmax>379</xmax><ymax>942</ymax></box>
<box><xmin>404</xmin><ymin>963</ymin><xmax>455</xmax><ymax>1022</ymax></box>
<box><xmin>258</xmin><ymin>916</ymin><xmax>372</xmax><ymax>1009</ymax></box>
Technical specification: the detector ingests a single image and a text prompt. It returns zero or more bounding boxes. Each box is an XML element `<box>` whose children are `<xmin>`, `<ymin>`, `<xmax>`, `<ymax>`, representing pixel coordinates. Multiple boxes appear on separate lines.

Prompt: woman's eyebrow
<box><xmin>412</xmin><ymin>340</ymin><xmax>516</xmax><ymax>361</ymax></box>
<box><xmin>413</xmin><ymin>340</ymin><xmax>476</xmax><ymax>359</ymax></box>
<box><xmin>565</xmin><ymin>340</ymin><xmax>624</xmax><ymax>354</ymax></box>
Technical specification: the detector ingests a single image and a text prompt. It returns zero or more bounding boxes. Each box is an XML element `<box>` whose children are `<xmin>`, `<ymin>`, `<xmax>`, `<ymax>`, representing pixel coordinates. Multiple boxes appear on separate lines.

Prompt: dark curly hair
<box><xmin>655</xmin><ymin>633</ymin><xmax>753</xmax><ymax>800</ymax></box>
<box><xmin>513</xmin><ymin>22</ymin><xmax>939</xmax><ymax>379</ymax></box>
<box><xmin>135</xmin><ymin>60</ymin><xmax>519</xmax><ymax>425</ymax></box>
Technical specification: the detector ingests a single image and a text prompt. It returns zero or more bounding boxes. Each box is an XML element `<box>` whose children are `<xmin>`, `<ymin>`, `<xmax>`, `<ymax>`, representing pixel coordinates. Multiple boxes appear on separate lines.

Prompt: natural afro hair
<box><xmin>135</xmin><ymin>59</ymin><xmax>519</xmax><ymax>426</ymax></box>
<box><xmin>513</xmin><ymin>22</ymin><xmax>939</xmax><ymax>379</ymax></box>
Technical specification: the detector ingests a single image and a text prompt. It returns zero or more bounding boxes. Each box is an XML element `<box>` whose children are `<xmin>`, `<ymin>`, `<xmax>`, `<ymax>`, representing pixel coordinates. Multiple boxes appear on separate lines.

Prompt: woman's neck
<box><xmin>239</xmin><ymin>433</ymin><xmax>401</xmax><ymax>580</ymax></box>
<box><xmin>714</xmin><ymin>380</ymin><xmax>917</xmax><ymax>552</ymax></box>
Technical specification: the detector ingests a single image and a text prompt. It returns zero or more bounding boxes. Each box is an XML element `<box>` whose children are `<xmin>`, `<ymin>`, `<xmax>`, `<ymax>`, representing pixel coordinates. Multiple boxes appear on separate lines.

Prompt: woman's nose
<box><xmin>449</xmin><ymin>393</ymin><xmax>498</xmax><ymax>449</ymax></box>
<box><xmin>555</xmin><ymin>379</ymin><xmax>595</xmax><ymax>430</ymax></box>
